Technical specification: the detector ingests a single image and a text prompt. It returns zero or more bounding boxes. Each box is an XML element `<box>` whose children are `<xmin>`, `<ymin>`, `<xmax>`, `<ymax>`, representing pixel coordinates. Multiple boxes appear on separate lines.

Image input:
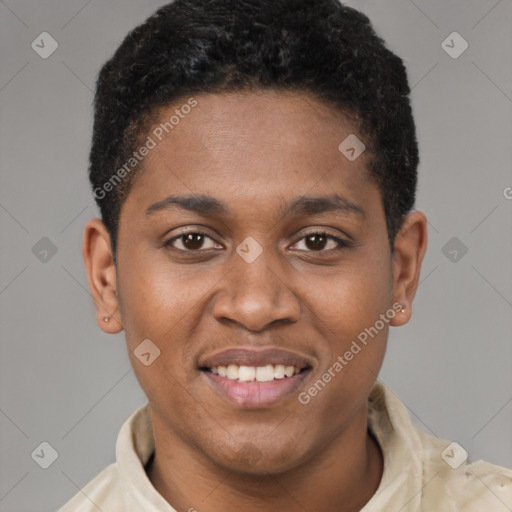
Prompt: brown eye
<box><xmin>165</xmin><ymin>231</ymin><xmax>220</xmax><ymax>251</ymax></box>
<box><xmin>181</xmin><ymin>233</ymin><xmax>206</xmax><ymax>250</ymax></box>
<box><xmin>291</xmin><ymin>232</ymin><xmax>348</xmax><ymax>252</ymax></box>
<box><xmin>304</xmin><ymin>233</ymin><xmax>328</xmax><ymax>251</ymax></box>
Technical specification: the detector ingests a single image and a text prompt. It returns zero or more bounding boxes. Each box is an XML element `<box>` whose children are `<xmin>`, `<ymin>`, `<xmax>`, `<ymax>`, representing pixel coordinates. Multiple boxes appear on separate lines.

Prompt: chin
<box><xmin>210</xmin><ymin>440</ymin><xmax>308</xmax><ymax>476</ymax></box>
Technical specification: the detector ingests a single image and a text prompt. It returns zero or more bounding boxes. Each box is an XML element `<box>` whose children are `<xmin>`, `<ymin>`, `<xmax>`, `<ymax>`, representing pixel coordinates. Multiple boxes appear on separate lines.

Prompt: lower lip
<box><xmin>202</xmin><ymin>370</ymin><xmax>310</xmax><ymax>408</ymax></box>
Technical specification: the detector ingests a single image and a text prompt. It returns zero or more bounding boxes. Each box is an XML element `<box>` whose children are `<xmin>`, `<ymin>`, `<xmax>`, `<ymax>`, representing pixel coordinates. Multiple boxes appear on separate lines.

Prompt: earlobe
<box><xmin>82</xmin><ymin>218</ymin><xmax>123</xmax><ymax>333</ymax></box>
<box><xmin>389</xmin><ymin>210</ymin><xmax>428</xmax><ymax>327</ymax></box>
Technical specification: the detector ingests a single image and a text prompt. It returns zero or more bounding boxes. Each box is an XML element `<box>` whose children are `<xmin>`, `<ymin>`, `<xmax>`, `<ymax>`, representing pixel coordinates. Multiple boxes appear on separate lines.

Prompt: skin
<box><xmin>83</xmin><ymin>90</ymin><xmax>427</xmax><ymax>512</ymax></box>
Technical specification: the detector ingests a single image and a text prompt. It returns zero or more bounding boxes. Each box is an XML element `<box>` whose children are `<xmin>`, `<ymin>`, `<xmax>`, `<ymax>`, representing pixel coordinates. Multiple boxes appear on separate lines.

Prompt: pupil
<box><xmin>306</xmin><ymin>234</ymin><xmax>326</xmax><ymax>251</ymax></box>
<box><xmin>181</xmin><ymin>234</ymin><xmax>328</xmax><ymax>251</ymax></box>
<box><xmin>183</xmin><ymin>233</ymin><xmax>204</xmax><ymax>250</ymax></box>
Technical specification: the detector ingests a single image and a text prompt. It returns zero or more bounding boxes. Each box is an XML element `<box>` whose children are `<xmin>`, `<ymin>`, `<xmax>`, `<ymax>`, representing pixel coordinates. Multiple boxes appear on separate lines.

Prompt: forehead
<box><xmin>124</xmin><ymin>90</ymin><xmax>378</xmax><ymax>219</ymax></box>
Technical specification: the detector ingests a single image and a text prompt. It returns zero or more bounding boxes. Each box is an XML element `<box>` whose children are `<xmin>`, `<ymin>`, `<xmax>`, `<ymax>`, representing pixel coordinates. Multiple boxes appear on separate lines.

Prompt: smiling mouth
<box><xmin>201</xmin><ymin>364</ymin><xmax>310</xmax><ymax>383</ymax></box>
<box><xmin>200</xmin><ymin>364</ymin><xmax>312</xmax><ymax>408</ymax></box>
<box><xmin>198</xmin><ymin>346</ymin><xmax>314</xmax><ymax>407</ymax></box>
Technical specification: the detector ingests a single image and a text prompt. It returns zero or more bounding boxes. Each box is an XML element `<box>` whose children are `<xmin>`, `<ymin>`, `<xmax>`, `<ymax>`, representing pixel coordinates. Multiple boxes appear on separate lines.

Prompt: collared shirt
<box><xmin>58</xmin><ymin>381</ymin><xmax>512</xmax><ymax>511</ymax></box>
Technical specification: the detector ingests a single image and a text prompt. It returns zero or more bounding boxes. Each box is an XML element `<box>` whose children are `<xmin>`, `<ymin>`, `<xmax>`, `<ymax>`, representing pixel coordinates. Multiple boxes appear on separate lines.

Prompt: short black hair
<box><xmin>89</xmin><ymin>0</ymin><xmax>418</xmax><ymax>261</ymax></box>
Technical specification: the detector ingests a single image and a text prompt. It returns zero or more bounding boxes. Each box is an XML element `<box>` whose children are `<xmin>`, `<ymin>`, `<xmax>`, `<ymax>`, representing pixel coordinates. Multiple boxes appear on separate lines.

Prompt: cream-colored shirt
<box><xmin>58</xmin><ymin>381</ymin><xmax>512</xmax><ymax>511</ymax></box>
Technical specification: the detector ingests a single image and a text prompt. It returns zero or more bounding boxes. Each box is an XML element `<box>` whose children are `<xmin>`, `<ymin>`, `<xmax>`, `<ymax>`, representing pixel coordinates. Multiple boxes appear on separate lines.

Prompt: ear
<box><xmin>82</xmin><ymin>218</ymin><xmax>123</xmax><ymax>333</ymax></box>
<box><xmin>389</xmin><ymin>210</ymin><xmax>428</xmax><ymax>327</ymax></box>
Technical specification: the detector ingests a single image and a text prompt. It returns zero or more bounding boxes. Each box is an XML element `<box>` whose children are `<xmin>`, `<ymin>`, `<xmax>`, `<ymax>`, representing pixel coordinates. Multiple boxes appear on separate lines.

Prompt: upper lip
<box><xmin>199</xmin><ymin>346</ymin><xmax>313</xmax><ymax>370</ymax></box>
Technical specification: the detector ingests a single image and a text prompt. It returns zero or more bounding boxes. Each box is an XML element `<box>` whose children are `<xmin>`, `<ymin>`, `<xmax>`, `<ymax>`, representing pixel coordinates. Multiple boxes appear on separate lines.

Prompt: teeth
<box><xmin>284</xmin><ymin>365</ymin><xmax>295</xmax><ymax>377</ymax></box>
<box><xmin>274</xmin><ymin>364</ymin><xmax>285</xmax><ymax>379</ymax></box>
<box><xmin>227</xmin><ymin>364</ymin><xmax>238</xmax><ymax>380</ymax></box>
<box><xmin>256</xmin><ymin>364</ymin><xmax>274</xmax><ymax>382</ymax></box>
<box><xmin>238</xmin><ymin>365</ymin><xmax>256</xmax><ymax>382</ymax></box>
<box><xmin>209</xmin><ymin>363</ymin><xmax>304</xmax><ymax>382</ymax></box>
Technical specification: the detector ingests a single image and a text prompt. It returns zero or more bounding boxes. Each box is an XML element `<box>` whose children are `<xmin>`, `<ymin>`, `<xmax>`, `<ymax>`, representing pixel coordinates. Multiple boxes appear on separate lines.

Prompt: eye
<box><xmin>164</xmin><ymin>229</ymin><xmax>349</xmax><ymax>253</ymax></box>
<box><xmin>290</xmin><ymin>231</ymin><xmax>349</xmax><ymax>252</ymax></box>
<box><xmin>164</xmin><ymin>230</ymin><xmax>222</xmax><ymax>251</ymax></box>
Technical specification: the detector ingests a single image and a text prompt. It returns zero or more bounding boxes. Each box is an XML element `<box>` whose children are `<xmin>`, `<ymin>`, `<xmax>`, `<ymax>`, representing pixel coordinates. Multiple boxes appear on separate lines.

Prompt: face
<box><xmin>85</xmin><ymin>90</ymin><xmax>425</xmax><ymax>475</ymax></box>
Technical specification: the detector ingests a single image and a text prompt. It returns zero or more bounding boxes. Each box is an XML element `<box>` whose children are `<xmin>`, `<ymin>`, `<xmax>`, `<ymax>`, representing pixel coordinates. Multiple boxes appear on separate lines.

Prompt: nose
<box><xmin>212</xmin><ymin>251</ymin><xmax>301</xmax><ymax>332</ymax></box>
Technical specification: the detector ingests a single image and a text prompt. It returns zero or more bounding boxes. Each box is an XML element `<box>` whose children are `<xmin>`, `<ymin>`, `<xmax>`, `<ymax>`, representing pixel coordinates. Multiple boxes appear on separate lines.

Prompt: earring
<box><xmin>400</xmin><ymin>305</ymin><xmax>406</xmax><ymax>313</ymax></box>
<box><xmin>103</xmin><ymin>316</ymin><xmax>110</xmax><ymax>322</ymax></box>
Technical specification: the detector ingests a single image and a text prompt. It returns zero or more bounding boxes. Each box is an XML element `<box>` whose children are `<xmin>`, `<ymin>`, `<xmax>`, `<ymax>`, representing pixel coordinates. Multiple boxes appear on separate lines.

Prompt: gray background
<box><xmin>0</xmin><ymin>0</ymin><xmax>511</xmax><ymax>510</ymax></box>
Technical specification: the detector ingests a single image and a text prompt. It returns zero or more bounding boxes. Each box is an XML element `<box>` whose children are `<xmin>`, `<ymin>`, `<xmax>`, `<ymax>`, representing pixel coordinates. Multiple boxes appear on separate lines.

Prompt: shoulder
<box><xmin>57</xmin><ymin>463</ymin><xmax>123</xmax><ymax>511</ymax></box>
<box><xmin>415</xmin><ymin>428</ymin><xmax>512</xmax><ymax>511</ymax></box>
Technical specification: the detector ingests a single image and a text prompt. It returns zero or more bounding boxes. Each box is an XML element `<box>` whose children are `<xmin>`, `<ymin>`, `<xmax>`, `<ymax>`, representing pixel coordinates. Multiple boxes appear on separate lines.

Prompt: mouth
<box><xmin>198</xmin><ymin>347</ymin><xmax>313</xmax><ymax>408</ymax></box>
<box><xmin>204</xmin><ymin>363</ymin><xmax>308</xmax><ymax>382</ymax></box>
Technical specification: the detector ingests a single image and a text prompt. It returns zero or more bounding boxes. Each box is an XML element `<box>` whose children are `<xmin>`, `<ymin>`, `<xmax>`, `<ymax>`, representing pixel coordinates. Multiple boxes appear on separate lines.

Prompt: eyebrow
<box><xmin>144</xmin><ymin>193</ymin><xmax>365</xmax><ymax>218</ymax></box>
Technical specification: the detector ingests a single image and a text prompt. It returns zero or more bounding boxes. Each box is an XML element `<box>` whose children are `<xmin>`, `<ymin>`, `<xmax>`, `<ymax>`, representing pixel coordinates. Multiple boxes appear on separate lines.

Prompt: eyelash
<box><xmin>164</xmin><ymin>229</ymin><xmax>349</xmax><ymax>253</ymax></box>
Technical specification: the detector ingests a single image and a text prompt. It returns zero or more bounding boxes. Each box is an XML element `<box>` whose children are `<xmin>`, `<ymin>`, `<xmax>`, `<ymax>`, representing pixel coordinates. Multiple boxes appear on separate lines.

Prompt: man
<box><xmin>60</xmin><ymin>0</ymin><xmax>512</xmax><ymax>510</ymax></box>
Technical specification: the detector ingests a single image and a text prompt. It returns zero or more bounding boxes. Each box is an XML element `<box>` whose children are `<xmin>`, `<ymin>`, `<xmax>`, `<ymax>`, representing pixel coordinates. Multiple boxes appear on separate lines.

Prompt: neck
<box><xmin>145</xmin><ymin>405</ymin><xmax>383</xmax><ymax>512</ymax></box>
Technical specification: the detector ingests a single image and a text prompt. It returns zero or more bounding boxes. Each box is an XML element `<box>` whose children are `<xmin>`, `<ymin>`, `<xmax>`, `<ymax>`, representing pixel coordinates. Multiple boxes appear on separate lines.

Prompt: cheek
<box><xmin>117</xmin><ymin>252</ymin><xmax>226</xmax><ymax>392</ymax></box>
<box><xmin>297</xmin><ymin>251</ymin><xmax>392</xmax><ymax>388</ymax></box>
<box><xmin>118</xmin><ymin>250</ymin><xmax>210</xmax><ymax>338</ymax></box>
<box><xmin>302</xmin><ymin>253</ymin><xmax>392</xmax><ymax>335</ymax></box>
<box><xmin>296</xmin><ymin>268</ymin><xmax>390</xmax><ymax>426</ymax></box>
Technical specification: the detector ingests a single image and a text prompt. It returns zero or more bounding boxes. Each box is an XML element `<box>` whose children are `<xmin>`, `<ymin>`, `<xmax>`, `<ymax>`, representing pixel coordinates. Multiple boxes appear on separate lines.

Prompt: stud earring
<box><xmin>400</xmin><ymin>305</ymin><xmax>406</xmax><ymax>313</ymax></box>
<box><xmin>103</xmin><ymin>316</ymin><xmax>110</xmax><ymax>322</ymax></box>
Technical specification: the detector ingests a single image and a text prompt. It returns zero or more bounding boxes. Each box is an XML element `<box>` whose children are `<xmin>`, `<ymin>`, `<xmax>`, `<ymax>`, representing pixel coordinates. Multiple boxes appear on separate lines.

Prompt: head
<box><xmin>83</xmin><ymin>0</ymin><xmax>427</xmax><ymax>476</ymax></box>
